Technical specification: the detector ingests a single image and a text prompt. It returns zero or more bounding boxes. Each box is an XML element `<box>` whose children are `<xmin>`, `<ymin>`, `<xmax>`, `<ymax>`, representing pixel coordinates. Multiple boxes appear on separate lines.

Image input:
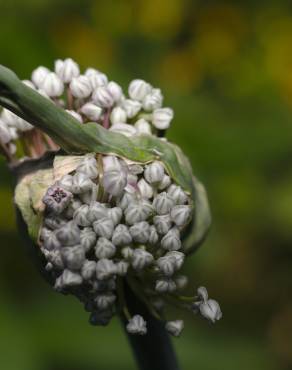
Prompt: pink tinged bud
<box><xmin>31</xmin><ymin>66</ymin><xmax>50</xmax><ymax>88</ymax></box>
<box><xmin>80</xmin><ymin>102</ymin><xmax>102</xmax><ymax>121</ymax></box>
<box><xmin>92</xmin><ymin>86</ymin><xmax>114</xmax><ymax>108</ymax></box>
<box><xmin>128</xmin><ymin>79</ymin><xmax>152</xmax><ymax>101</ymax></box>
<box><xmin>142</xmin><ymin>88</ymin><xmax>163</xmax><ymax>111</ymax></box>
<box><xmin>122</xmin><ymin>99</ymin><xmax>142</xmax><ymax>118</ymax></box>
<box><xmin>42</xmin><ymin>72</ymin><xmax>64</xmax><ymax>97</ymax></box>
<box><xmin>66</xmin><ymin>110</ymin><xmax>83</xmax><ymax>122</ymax></box>
<box><xmin>70</xmin><ymin>75</ymin><xmax>92</xmax><ymax>98</ymax></box>
<box><xmin>152</xmin><ymin>107</ymin><xmax>174</xmax><ymax>130</ymax></box>
<box><xmin>126</xmin><ymin>315</ymin><xmax>147</xmax><ymax>335</ymax></box>
<box><xmin>109</xmin><ymin>123</ymin><xmax>137</xmax><ymax>137</ymax></box>
<box><xmin>55</xmin><ymin>58</ymin><xmax>80</xmax><ymax>83</ymax></box>
<box><xmin>110</xmin><ymin>106</ymin><xmax>127</xmax><ymax>125</ymax></box>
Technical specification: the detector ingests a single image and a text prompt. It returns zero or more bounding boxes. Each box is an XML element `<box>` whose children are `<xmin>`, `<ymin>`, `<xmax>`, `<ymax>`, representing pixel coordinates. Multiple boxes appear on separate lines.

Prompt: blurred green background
<box><xmin>1</xmin><ymin>0</ymin><xmax>292</xmax><ymax>369</ymax></box>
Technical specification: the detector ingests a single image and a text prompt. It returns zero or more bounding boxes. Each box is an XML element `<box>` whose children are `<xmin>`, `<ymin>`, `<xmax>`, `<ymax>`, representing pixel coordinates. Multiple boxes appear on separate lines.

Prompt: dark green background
<box><xmin>0</xmin><ymin>1</ymin><xmax>292</xmax><ymax>369</ymax></box>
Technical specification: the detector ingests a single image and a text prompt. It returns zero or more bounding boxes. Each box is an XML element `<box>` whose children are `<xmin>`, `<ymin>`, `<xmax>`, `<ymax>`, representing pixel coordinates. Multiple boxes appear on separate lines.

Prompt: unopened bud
<box><xmin>93</xmin><ymin>218</ymin><xmax>115</xmax><ymax>239</ymax></box>
<box><xmin>128</xmin><ymin>79</ymin><xmax>152</xmax><ymax>101</ymax></box>
<box><xmin>142</xmin><ymin>88</ymin><xmax>163</xmax><ymax>111</ymax></box>
<box><xmin>161</xmin><ymin>227</ymin><xmax>181</xmax><ymax>251</ymax></box>
<box><xmin>61</xmin><ymin>245</ymin><xmax>85</xmax><ymax>270</ymax></box>
<box><xmin>126</xmin><ymin>315</ymin><xmax>147</xmax><ymax>335</ymax></box>
<box><xmin>95</xmin><ymin>237</ymin><xmax>116</xmax><ymax>259</ymax></box>
<box><xmin>70</xmin><ymin>75</ymin><xmax>92</xmax><ymax>98</ymax></box>
<box><xmin>144</xmin><ymin>161</ymin><xmax>165</xmax><ymax>184</ymax></box>
<box><xmin>153</xmin><ymin>192</ymin><xmax>175</xmax><ymax>215</ymax></box>
<box><xmin>165</xmin><ymin>320</ymin><xmax>184</xmax><ymax>337</ymax></box>
<box><xmin>92</xmin><ymin>86</ymin><xmax>114</xmax><ymax>108</ymax></box>
<box><xmin>129</xmin><ymin>221</ymin><xmax>150</xmax><ymax>244</ymax></box>
<box><xmin>55</xmin><ymin>58</ymin><xmax>80</xmax><ymax>83</ymax></box>
<box><xmin>42</xmin><ymin>72</ymin><xmax>64</xmax><ymax>97</ymax></box>
<box><xmin>131</xmin><ymin>248</ymin><xmax>154</xmax><ymax>270</ymax></box>
<box><xmin>110</xmin><ymin>106</ymin><xmax>127</xmax><ymax>125</ymax></box>
<box><xmin>80</xmin><ymin>102</ymin><xmax>103</xmax><ymax>121</ymax></box>
<box><xmin>152</xmin><ymin>107</ymin><xmax>174</xmax><ymax>130</ymax></box>
<box><xmin>112</xmin><ymin>224</ymin><xmax>132</xmax><ymax>246</ymax></box>
<box><xmin>122</xmin><ymin>99</ymin><xmax>141</xmax><ymax>118</ymax></box>
<box><xmin>96</xmin><ymin>258</ymin><xmax>116</xmax><ymax>280</ymax></box>
<box><xmin>31</xmin><ymin>66</ymin><xmax>50</xmax><ymax>88</ymax></box>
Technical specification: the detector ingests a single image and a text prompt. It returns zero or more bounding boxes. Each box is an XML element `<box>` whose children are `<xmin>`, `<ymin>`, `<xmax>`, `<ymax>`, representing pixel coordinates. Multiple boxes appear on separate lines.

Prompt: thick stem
<box><xmin>121</xmin><ymin>282</ymin><xmax>180</xmax><ymax>370</ymax></box>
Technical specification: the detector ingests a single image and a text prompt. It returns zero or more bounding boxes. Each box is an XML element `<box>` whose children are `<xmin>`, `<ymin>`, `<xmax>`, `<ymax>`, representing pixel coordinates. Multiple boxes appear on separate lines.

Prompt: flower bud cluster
<box><xmin>38</xmin><ymin>152</ymin><xmax>209</xmax><ymax>335</ymax></box>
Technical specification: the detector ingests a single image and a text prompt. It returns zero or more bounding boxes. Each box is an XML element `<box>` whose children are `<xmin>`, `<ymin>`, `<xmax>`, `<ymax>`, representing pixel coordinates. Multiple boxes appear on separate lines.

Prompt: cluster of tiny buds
<box><xmin>0</xmin><ymin>58</ymin><xmax>174</xmax><ymax>161</ymax></box>
<box><xmin>39</xmin><ymin>152</ymin><xmax>222</xmax><ymax>335</ymax></box>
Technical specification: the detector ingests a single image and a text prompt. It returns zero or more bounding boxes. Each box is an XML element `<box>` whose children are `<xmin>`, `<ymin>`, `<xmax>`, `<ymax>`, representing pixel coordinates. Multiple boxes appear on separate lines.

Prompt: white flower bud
<box><xmin>66</xmin><ymin>110</ymin><xmax>83</xmax><ymax>122</ymax></box>
<box><xmin>128</xmin><ymin>163</ymin><xmax>144</xmax><ymax>175</ymax></box>
<box><xmin>46</xmin><ymin>249</ymin><xmax>64</xmax><ymax>270</ymax></box>
<box><xmin>107</xmin><ymin>81</ymin><xmax>123</xmax><ymax>102</ymax></box>
<box><xmin>153</xmin><ymin>192</ymin><xmax>175</xmax><ymax>215</ymax></box>
<box><xmin>131</xmin><ymin>249</ymin><xmax>154</xmax><ymax>270</ymax></box>
<box><xmin>103</xmin><ymin>169</ymin><xmax>127</xmax><ymax>196</ymax></box>
<box><xmin>61</xmin><ymin>269</ymin><xmax>83</xmax><ymax>287</ymax></box>
<box><xmin>137</xmin><ymin>178</ymin><xmax>153</xmax><ymax>199</ymax></box>
<box><xmin>152</xmin><ymin>107</ymin><xmax>174</xmax><ymax>130</ymax></box>
<box><xmin>86</xmin><ymin>70</ymin><xmax>108</xmax><ymax>89</ymax></box>
<box><xmin>134</xmin><ymin>118</ymin><xmax>152</xmax><ymax>135</ymax></box>
<box><xmin>153</xmin><ymin>215</ymin><xmax>172</xmax><ymax>235</ymax></box>
<box><xmin>115</xmin><ymin>261</ymin><xmax>129</xmax><ymax>276</ymax></box>
<box><xmin>107</xmin><ymin>207</ymin><xmax>123</xmax><ymax>225</ymax></box>
<box><xmin>110</xmin><ymin>106</ymin><xmax>127</xmax><ymax>125</ymax></box>
<box><xmin>76</xmin><ymin>155</ymin><xmax>98</xmax><ymax>179</ymax></box>
<box><xmin>93</xmin><ymin>218</ymin><xmax>115</xmax><ymax>239</ymax></box>
<box><xmin>42</xmin><ymin>72</ymin><xmax>64</xmax><ymax>97</ymax></box>
<box><xmin>70</xmin><ymin>75</ymin><xmax>92</xmax><ymax>98</ymax></box>
<box><xmin>88</xmin><ymin>202</ymin><xmax>108</xmax><ymax>223</ymax></box>
<box><xmin>121</xmin><ymin>246</ymin><xmax>134</xmax><ymax>260</ymax></box>
<box><xmin>96</xmin><ymin>258</ymin><xmax>117</xmax><ymax>280</ymax></box>
<box><xmin>31</xmin><ymin>66</ymin><xmax>50</xmax><ymax>88</ymax></box>
<box><xmin>156</xmin><ymin>256</ymin><xmax>176</xmax><ymax>276</ymax></box>
<box><xmin>42</xmin><ymin>230</ymin><xmax>61</xmax><ymax>250</ymax></box>
<box><xmin>125</xmin><ymin>201</ymin><xmax>153</xmax><ymax>225</ymax></box>
<box><xmin>170</xmin><ymin>205</ymin><xmax>192</xmax><ymax>227</ymax></box>
<box><xmin>80</xmin><ymin>227</ymin><xmax>97</xmax><ymax>252</ymax></box>
<box><xmin>161</xmin><ymin>227</ymin><xmax>181</xmax><ymax>251</ymax></box>
<box><xmin>112</xmin><ymin>224</ymin><xmax>132</xmax><ymax>246</ymax></box>
<box><xmin>79</xmin><ymin>185</ymin><xmax>98</xmax><ymax>205</ymax></box>
<box><xmin>95</xmin><ymin>293</ymin><xmax>116</xmax><ymax>310</ymax></box>
<box><xmin>81</xmin><ymin>260</ymin><xmax>96</xmax><ymax>280</ymax></box>
<box><xmin>58</xmin><ymin>174</ymin><xmax>73</xmax><ymax>191</ymax></box>
<box><xmin>129</xmin><ymin>221</ymin><xmax>150</xmax><ymax>244</ymax></box>
<box><xmin>122</xmin><ymin>99</ymin><xmax>141</xmax><ymax>118</ymax></box>
<box><xmin>71</xmin><ymin>173</ymin><xmax>94</xmax><ymax>194</ymax></box>
<box><xmin>117</xmin><ymin>192</ymin><xmax>137</xmax><ymax>211</ymax></box>
<box><xmin>80</xmin><ymin>102</ymin><xmax>103</xmax><ymax>121</ymax></box>
<box><xmin>61</xmin><ymin>245</ymin><xmax>85</xmax><ymax>270</ymax></box>
<box><xmin>102</xmin><ymin>155</ymin><xmax>124</xmax><ymax>172</ymax></box>
<box><xmin>0</xmin><ymin>121</ymin><xmax>12</xmax><ymax>144</ymax></box>
<box><xmin>1</xmin><ymin>109</ymin><xmax>32</xmax><ymax>131</ymax></box>
<box><xmin>109</xmin><ymin>123</ymin><xmax>137</xmax><ymax>137</ymax></box>
<box><xmin>92</xmin><ymin>86</ymin><xmax>114</xmax><ymax>108</ymax></box>
<box><xmin>198</xmin><ymin>299</ymin><xmax>222</xmax><ymax>323</ymax></box>
<box><xmin>95</xmin><ymin>237</ymin><xmax>116</xmax><ymax>259</ymax></box>
<box><xmin>142</xmin><ymin>88</ymin><xmax>163</xmax><ymax>111</ymax></box>
<box><xmin>55</xmin><ymin>58</ymin><xmax>80</xmax><ymax>83</ymax></box>
<box><xmin>197</xmin><ymin>286</ymin><xmax>208</xmax><ymax>302</ymax></box>
<box><xmin>56</xmin><ymin>221</ymin><xmax>81</xmax><ymax>246</ymax></box>
<box><xmin>128</xmin><ymin>79</ymin><xmax>152</xmax><ymax>101</ymax></box>
<box><xmin>166</xmin><ymin>251</ymin><xmax>185</xmax><ymax>270</ymax></box>
<box><xmin>126</xmin><ymin>315</ymin><xmax>147</xmax><ymax>335</ymax></box>
<box><xmin>65</xmin><ymin>199</ymin><xmax>82</xmax><ymax>218</ymax></box>
<box><xmin>73</xmin><ymin>204</ymin><xmax>91</xmax><ymax>227</ymax></box>
<box><xmin>43</xmin><ymin>215</ymin><xmax>66</xmax><ymax>230</ymax></box>
<box><xmin>167</xmin><ymin>184</ymin><xmax>188</xmax><ymax>205</ymax></box>
<box><xmin>144</xmin><ymin>161</ymin><xmax>165</xmax><ymax>184</ymax></box>
<box><xmin>155</xmin><ymin>278</ymin><xmax>176</xmax><ymax>293</ymax></box>
<box><xmin>174</xmin><ymin>275</ymin><xmax>188</xmax><ymax>290</ymax></box>
<box><xmin>158</xmin><ymin>175</ymin><xmax>171</xmax><ymax>190</ymax></box>
<box><xmin>148</xmin><ymin>225</ymin><xmax>159</xmax><ymax>245</ymax></box>
<box><xmin>165</xmin><ymin>320</ymin><xmax>184</xmax><ymax>337</ymax></box>
<box><xmin>43</xmin><ymin>185</ymin><xmax>73</xmax><ymax>214</ymax></box>
<box><xmin>22</xmin><ymin>79</ymin><xmax>36</xmax><ymax>89</ymax></box>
